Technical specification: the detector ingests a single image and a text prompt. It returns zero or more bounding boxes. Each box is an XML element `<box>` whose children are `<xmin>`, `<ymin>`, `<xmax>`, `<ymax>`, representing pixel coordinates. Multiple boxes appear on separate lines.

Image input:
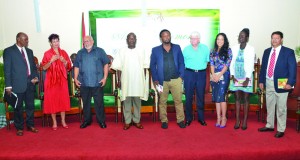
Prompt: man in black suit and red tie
<box><xmin>3</xmin><ymin>32</ymin><xmax>39</xmax><ymax>136</ymax></box>
<box><xmin>258</xmin><ymin>31</ymin><xmax>297</xmax><ymax>138</ymax></box>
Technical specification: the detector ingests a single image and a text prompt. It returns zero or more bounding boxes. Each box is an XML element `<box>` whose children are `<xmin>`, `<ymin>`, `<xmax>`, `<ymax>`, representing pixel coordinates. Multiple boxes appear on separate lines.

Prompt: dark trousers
<box><xmin>80</xmin><ymin>86</ymin><xmax>105</xmax><ymax>124</ymax></box>
<box><xmin>184</xmin><ymin>69</ymin><xmax>206</xmax><ymax>121</ymax></box>
<box><xmin>14</xmin><ymin>83</ymin><xmax>35</xmax><ymax>130</ymax></box>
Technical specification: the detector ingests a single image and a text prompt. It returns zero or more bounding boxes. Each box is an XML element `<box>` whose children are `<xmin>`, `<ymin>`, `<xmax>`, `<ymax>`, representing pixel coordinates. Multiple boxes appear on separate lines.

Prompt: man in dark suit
<box><xmin>150</xmin><ymin>29</ymin><xmax>186</xmax><ymax>129</ymax></box>
<box><xmin>258</xmin><ymin>31</ymin><xmax>297</xmax><ymax>138</ymax></box>
<box><xmin>3</xmin><ymin>32</ymin><xmax>39</xmax><ymax>136</ymax></box>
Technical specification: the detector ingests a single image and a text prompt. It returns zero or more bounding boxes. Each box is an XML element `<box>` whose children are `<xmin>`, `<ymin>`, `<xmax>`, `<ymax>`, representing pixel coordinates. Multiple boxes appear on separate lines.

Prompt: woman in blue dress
<box><xmin>229</xmin><ymin>28</ymin><xmax>255</xmax><ymax>130</ymax></box>
<box><xmin>210</xmin><ymin>33</ymin><xmax>232</xmax><ymax>128</ymax></box>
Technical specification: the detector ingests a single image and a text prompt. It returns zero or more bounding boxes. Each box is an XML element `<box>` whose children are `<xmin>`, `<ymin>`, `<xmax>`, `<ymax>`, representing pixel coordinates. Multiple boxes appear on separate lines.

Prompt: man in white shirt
<box><xmin>258</xmin><ymin>31</ymin><xmax>297</xmax><ymax>138</ymax></box>
<box><xmin>111</xmin><ymin>32</ymin><xmax>149</xmax><ymax>130</ymax></box>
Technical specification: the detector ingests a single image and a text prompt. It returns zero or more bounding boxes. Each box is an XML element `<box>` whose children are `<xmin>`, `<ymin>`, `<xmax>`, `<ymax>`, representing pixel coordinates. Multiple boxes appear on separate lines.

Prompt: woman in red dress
<box><xmin>41</xmin><ymin>34</ymin><xmax>71</xmax><ymax>130</ymax></box>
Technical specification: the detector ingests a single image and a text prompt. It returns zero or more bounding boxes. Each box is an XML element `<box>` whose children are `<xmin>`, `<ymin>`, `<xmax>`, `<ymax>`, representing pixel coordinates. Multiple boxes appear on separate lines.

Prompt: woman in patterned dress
<box><xmin>210</xmin><ymin>33</ymin><xmax>232</xmax><ymax>128</ymax></box>
<box><xmin>229</xmin><ymin>28</ymin><xmax>255</xmax><ymax>130</ymax></box>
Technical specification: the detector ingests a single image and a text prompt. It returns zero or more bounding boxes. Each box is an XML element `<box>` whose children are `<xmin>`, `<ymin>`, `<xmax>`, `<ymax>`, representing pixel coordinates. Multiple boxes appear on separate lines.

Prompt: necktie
<box><xmin>21</xmin><ymin>48</ymin><xmax>30</xmax><ymax>76</ymax></box>
<box><xmin>267</xmin><ymin>49</ymin><xmax>276</xmax><ymax>78</ymax></box>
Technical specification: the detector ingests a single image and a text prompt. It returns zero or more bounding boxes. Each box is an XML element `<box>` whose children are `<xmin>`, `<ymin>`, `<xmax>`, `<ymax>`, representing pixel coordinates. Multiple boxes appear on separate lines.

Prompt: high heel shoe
<box><xmin>234</xmin><ymin>121</ymin><xmax>240</xmax><ymax>129</ymax></box>
<box><xmin>215</xmin><ymin>117</ymin><xmax>221</xmax><ymax>127</ymax></box>
<box><xmin>62</xmin><ymin>125</ymin><xmax>69</xmax><ymax>129</ymax></box>
<box><xmin>52</xmin><ymin>126</ymin><xmax>57</xmax><ymax>131</ymax></box>
<box><xmin>241</xmin><ymin>126</ymin><xmax>247</xmax><ymax>130</ymax></box>
<box><xmin>62</xmin><ymin>121</ymin><xmax>68</xmax><ymax>129</ymax></box>
<box><xmin>219</xmin><ymin>117</ymin><xmax>227</xmax><ymax>128</ymax></box>
<box><xmin>241</xmin><ymin>123</ymin><xmax>247</xmax><ymax>130</ymax></box>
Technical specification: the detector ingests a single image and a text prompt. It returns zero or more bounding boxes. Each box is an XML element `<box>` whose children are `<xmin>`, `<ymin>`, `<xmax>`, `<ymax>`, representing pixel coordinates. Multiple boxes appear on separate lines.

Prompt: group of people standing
<box><xmin>3</xmin><ymin>29</ymin><xmax>297</xmax><ymax>139</ymax></box>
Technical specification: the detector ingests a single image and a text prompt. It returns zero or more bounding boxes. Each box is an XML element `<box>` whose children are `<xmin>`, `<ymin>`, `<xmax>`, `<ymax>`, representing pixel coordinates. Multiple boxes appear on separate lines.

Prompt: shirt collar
<box><xmin>16</xmin><ymin>44</ymin><xmax>24</xmax><ymax>51</ymax></box>
<box><xmin>272</xmin><ymin>45</ymin><xmax>282</xmax><ymax>52</ymax></box>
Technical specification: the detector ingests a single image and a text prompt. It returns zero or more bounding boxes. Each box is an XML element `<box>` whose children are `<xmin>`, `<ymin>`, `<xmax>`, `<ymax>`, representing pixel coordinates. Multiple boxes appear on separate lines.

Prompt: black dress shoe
<box><xmin>161</xmin><ymin>122</ymin><xmax>168</xmax><ymax>129</ymax></box>
<box><xmin>241</xmin><ymin>126</ymin><xmax>247</xmax><ymax>130</ymax></box>
<box><xmin>274</xmin><ymin>131</ymin><xmax>284</xmax><ymax>138</ymax></box>
<box><xmin>234</xmin><ymin>121</ymin><xmax>240</xmax><ymax>129</ymax></box>
<box><xmin>198</xmin><ymin>120</ymin><xmax>207</xmax><ymax>126</ymax></box>
<box><xmin>80</xmin><ymin>122</ymin><xmax>91</xmax><ymax>129</ymax></box>
<box><xmin>177</xmin><ymin>121</ymin><xmax>186</xmax><ymax>128</ymax></box>
<box><xmin>185</xmin><ymin>120</ymin><xmax>192</xmax><ymax>126</ymax></box>
<box><xmin>258</xmin><ymin>127</ymin><xmax>274</xmax><ymax>132</ymax></box>
<box><xmin>99</xmin><ymin>122</ymin><xmax>107</xmax><ymax>129</ymax></box>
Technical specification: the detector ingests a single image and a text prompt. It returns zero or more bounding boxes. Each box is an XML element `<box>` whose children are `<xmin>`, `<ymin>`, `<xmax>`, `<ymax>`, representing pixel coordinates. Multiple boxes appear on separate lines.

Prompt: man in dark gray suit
<box><xmin>3</xmin><ymin>32</ymin><xmax>39</xmax><ymax>136</ymax></box>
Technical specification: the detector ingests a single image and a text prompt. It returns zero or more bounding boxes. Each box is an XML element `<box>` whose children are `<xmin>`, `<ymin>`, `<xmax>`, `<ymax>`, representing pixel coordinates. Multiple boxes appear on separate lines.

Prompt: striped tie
<box><xmin>21</xmin><ymin>48</ymin><xmax>30</xmax><ymax>76</ymax></box>
<box><xmin>267</xmin><ymin>49</ymin><xmax>276</xmax><ymax>78</ymax></box>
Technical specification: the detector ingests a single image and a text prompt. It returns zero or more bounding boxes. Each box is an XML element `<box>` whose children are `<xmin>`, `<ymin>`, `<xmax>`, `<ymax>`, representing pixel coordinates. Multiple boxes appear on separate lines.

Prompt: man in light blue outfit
<box><xmin>183</xmin><ymin>31</ymin><xmax>210</xmax><ymax>126</ymax></box>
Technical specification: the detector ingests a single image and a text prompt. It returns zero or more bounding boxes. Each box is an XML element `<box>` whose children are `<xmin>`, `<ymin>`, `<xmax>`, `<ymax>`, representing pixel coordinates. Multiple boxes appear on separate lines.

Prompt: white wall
<box><xmin>0</xmin><ymin>0</ymin><xmax>300</xmax><ymax>62</ymax></box>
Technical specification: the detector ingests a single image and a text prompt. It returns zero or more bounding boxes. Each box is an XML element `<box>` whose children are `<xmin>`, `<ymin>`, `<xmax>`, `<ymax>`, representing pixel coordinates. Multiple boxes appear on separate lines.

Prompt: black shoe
<box><xmin>241</xmin><ymin>125</ymin><xmax>247</xmax><ymax>130</ymax></box>
<box><xmin>258</xmin><ymin>127</ymin><xmax>274</xmax><ymax>132</ymax></box>
<box><xmin>80</xmin><ymin>122</ymin><xmax>91</xmax><ymax>129</ymax></box>
<box><xmin>185</xmin><ymin>120</ymin><xmax>192</xmax><ymax>126</ymax></box>
<box><xmin>274</xmin><ymin>131</ymin><xmax>284</xmax><ymax>138</ymax></box>
<box><xmin>198</xmin><ymin>120</ymin><xmax>207</xmax><ymax>126</ymax></box>
<box><xmin>177</xmin><ymin>121</ymin><xmax>186</xmax><ymax>128</ymax></box>
<box><xmin>234</xmin><ymin>121</ymin><xmax>240</xmax><ymax>129</ymax></box>
<box><xmin>99</xmin><ymin>122</ymin><xmax>107</xmax><ymax>129</ymax></box>
<box><xmin>161</xmin><ymin>122</ymin><xmax>168</xmax><ymax>129</ymax></box>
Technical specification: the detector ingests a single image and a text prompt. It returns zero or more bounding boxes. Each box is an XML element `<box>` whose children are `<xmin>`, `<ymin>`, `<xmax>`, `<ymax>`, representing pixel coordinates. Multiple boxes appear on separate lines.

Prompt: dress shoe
<box><xmin>241</xmin><ymin>121</ymin><xmax>247</xmax><ymax>130</ymax></box>
<box><xmin>62</xmin><ymin>125</ymin><xmax>69</xmax><ymax>129</ymax></box>
<box><xmin>234</xmin><ymin>121</ymin><xmax>240</xmax><ymax>129</ymax></box>
<box><xmin>215</xmin><ymin>117</ymin><xmax>221</xmax><ymax>127</ymax></box>
<box><xmin>16</xmin><ymin>130</ymin><xmax>23</xmax><ymax>136</ymax></box>
<box><xmin>52</xmin><ymin>126</ymin><xmax>58</xmax><ymax>131</ymax></box>
<box><xmin>133</xmin><ymin>123</ymin><xmax>144</xmax><ymax>129</ymax></box>
<box><xmin>161</xmin><ymin>122</ymin><xmax>168</xmax><ymax>129</ymax></box>
<box><xmin>185</xmin><ymin>120</ymin><xmax>192</xmax><ymax>126</ymax></box>
<box><xmin>123</xmin><ymin>124</ymin><xmax>131</xmax><ymax>130</ymax></box>
<box><xmin>27</xmin><ymin>127</ymin><xmax>39</xmax><ymax>133</ymax></box>
<box><xmin>274</xmin><ymin>131</ymin><xmax>284</xmax><ymax>138</ymax></box>
<box><xmin>62</xmin><ymin>121</ymin><xmax>68</xmax><ymax>129</ymax></box>
<box><xmin>219</xmin><ymin>125</ymin><xmax>226</xmax><ymax>128</ymax></box>
<box><xmin>177</xmin><ymin>121</ymin><xmax>186</xmax><ymax>128</ymax></box>
<box><xmin>258</xmin><ymin>127</ymin><xmax>274</xmax><ymax>132</ymax></box>
<box><xmin>99</xmin><ymin>122</ymin><xmax>107</xmax><ymax>129</ymax></box>
<box><xmin>241</xmin><ymin>124</ymin><xmax>247</xmax><ymax>130</ymax></box>
<box><xmin>219</xmin><ymin>117</ymin><xmax>227</xmax><ymax>128</ymax></box>
<box><xmin>80</xmin><ymin>122</ymin><xmax>91</xmax><ymax>129</ymax></box>
<box><xmin>198</xmin><ymin>120</ymin><xmax>207</xmax><ymax>126</ymax></box>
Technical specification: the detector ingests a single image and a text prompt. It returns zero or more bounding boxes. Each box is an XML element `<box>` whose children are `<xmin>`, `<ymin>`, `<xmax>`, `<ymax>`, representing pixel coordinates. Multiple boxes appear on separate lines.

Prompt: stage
<box><xmin>0</xmin><ymin>112</ymin><xmax>299</xmax><ymax>160</ymax></box>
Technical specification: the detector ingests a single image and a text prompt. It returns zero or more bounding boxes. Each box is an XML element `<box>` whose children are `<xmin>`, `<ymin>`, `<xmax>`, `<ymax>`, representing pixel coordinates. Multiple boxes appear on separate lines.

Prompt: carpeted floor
<box><xmin>0</xmin><ymin>112</ymin><xmax>299</xmax><ymax>160</ymax></box>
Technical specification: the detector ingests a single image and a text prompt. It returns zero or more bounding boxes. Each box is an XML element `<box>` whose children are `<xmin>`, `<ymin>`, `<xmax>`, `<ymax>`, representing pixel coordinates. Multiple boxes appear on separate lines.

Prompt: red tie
<box><xmin>267</xmin><ymin>49</ymin><xmax>276</xmax><ymax>78</ymax></box>
<box><xmin>21</xmin><ymin>48</ymin><xmax>30</xmax><ymax>76</ymax></box>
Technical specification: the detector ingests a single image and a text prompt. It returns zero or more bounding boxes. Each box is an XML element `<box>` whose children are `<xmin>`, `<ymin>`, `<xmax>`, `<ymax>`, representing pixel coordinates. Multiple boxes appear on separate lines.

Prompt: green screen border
<box><xmin>89</xmin><ymin>9</ymin><xmax>220</xmax><ymax>46</ymax></box>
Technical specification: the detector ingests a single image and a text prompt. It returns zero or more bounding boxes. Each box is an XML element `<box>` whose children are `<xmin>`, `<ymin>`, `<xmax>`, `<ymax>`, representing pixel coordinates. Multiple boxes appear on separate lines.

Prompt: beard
<box><xmin>162</xmin><ymin>39</ymin><xmax>171</xmax><ymax>44</ymax></box>
<box><xmin>85</xmin><ymin>45</ymin><xmax>92</xmax><ymax>50</ymax></box>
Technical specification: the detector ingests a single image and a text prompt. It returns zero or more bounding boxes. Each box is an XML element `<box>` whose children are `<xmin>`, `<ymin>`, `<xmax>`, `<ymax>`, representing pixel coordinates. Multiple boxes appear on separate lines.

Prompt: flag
<box><xmin>81</xmin><ymin>12</ymin><xmax>86</xmax><ymax>48</ymax></box>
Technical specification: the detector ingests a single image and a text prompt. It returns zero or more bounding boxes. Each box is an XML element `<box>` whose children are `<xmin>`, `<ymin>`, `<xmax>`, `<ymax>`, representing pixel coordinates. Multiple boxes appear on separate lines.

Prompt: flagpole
<box><xmin>81</xmin><ymin>12</ymin><xmax>86</xmax><ymax>48</ymax></box>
